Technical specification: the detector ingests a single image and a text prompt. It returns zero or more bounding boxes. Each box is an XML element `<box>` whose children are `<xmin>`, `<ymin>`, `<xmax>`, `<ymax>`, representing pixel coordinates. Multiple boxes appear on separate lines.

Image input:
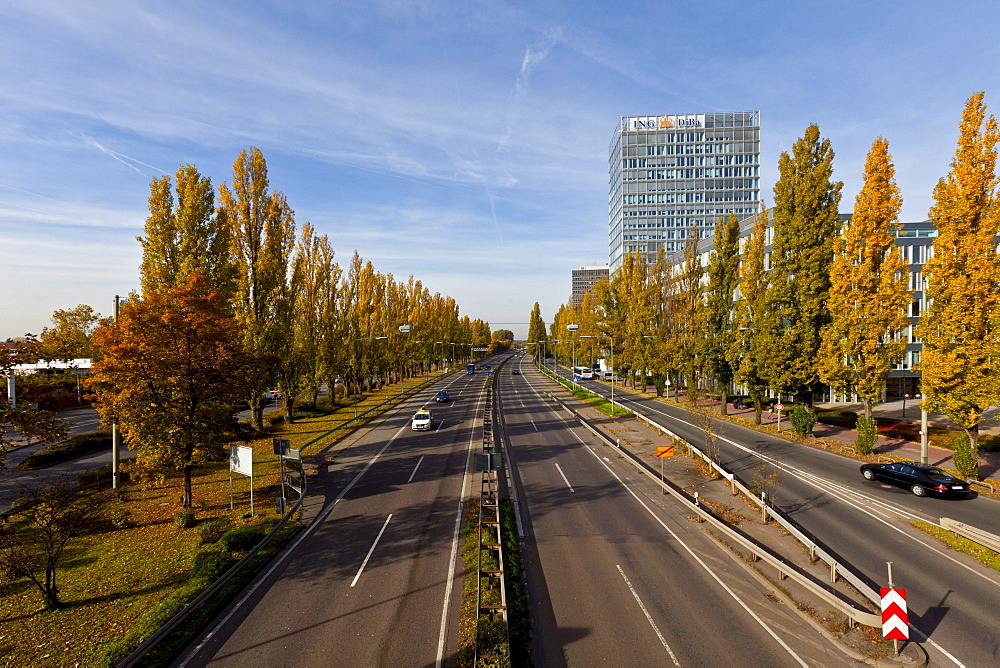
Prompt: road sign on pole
<box><xmin>880</xmin><ymin>588</ymin><xmax>908</xmax><ymax>640</ymax></box>
<box><xmin>655</xmin><ymin>446</ymin><xmax>675</xmax><ymax>457</ymax></box>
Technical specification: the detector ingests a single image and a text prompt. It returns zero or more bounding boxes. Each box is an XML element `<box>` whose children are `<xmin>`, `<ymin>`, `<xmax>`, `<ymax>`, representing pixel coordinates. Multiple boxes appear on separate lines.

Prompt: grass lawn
<box><xmin>0</xmin><ymin>372</ymin><xmax>442</xmax><ymax>666</ymax></box>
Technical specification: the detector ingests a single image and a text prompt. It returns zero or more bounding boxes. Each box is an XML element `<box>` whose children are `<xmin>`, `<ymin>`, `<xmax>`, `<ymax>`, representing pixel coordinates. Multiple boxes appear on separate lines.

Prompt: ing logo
<box><xmin>659</xmin><ymin>116</ymin><xmax>673</xmax><ymax>127</ymax></box>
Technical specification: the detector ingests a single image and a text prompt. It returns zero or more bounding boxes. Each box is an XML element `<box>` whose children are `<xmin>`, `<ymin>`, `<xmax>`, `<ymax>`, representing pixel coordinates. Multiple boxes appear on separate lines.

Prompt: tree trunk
<box><xmin>719</xmin><ymin>387</ymin><xmax>728</xmax><ymax>416</ymax></box>
<box><xmin>968</xmin><ymin>427</ymin><xmax>982</xmax><ymax>481</ymax></box>
<box><xmin>45</xmin><ymin>559</ymin><xmax>61</xmax><ymax>608</ymax></box>
<box><xmin>182</xmin><ymin>464</ymin><xmax>193</xmax><ymax>508</ymax></box>
<box><xmin>285</xmin><ymin>396</ymin><xmax>295</xmax><ymax>423</ymax></box>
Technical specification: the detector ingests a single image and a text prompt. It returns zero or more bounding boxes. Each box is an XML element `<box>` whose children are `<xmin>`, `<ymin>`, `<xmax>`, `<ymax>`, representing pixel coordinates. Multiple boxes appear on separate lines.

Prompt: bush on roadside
<box><xmin>218</xmin><ymin>524</ymin><xmax>267</xmax><ymax>553</ymax></box>
<box><xmin>951</xmin><ymin>434</ymin><xmax>979</xmax><ymax>478</ymax></box>
<box><xmin>978</xmin><ymin>434</ymin><xmax>1000</xmax><ymax>452</ymax></box>
<box><xmin>198</xmin><ymin>518</ymin><xmax>232</xmax><ymax>544</ymax></box>
<box><xmin>191</xmin><ymin>550</ymin><xmax>236</xmax><ymax>580</ymax></box>
<box><xmin>789</xmin><ymin>405</ymin><xmax>817</xmax><ymax>436</ymax></box>
<box><xmin>173</xmin><ymin>508</ymin><xmax>197</xmax><ymax>529</ymax></box>
<box><xmin>17</xmin><ymin>431</ymin><xmax>112</xmax><ymax>471</ymax></box>
<box><xmin>855</xmin><ymin>415</ymin><xmax>877</xmax><ymax>455</ymax></box>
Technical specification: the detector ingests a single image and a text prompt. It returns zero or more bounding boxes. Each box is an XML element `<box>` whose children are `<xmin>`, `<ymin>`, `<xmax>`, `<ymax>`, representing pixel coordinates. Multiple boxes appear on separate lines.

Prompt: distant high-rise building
<box><xmin>608</xmin><ymin>111</ymin><xmax>761</xmax><ymax>271</ymax></box>
<box><xmin>571</xmin><ymin>265</ymin><xmax>609</xmax><ymax>306</ymax></box>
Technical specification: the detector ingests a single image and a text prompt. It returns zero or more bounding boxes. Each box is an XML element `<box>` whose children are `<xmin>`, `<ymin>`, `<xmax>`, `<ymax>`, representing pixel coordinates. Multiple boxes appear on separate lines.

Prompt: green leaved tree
<box><xmin>918</xmin><ymin>92</ymin><xmax>1000</xmax><ymax>480</ymax></box>
<box><xmin>762</xmin><ymin>124</ymin><xmax>843</xmax><ymax>422</ymax></box>
<box><xmin>705</xmin><ymin>214</ymin><xmax>742</xmax><ymax>414</ymax></box>
<box><xmin>731</xmin><ymin>205</ymin><xmax>772</xmax><ymax>424</ymax></box>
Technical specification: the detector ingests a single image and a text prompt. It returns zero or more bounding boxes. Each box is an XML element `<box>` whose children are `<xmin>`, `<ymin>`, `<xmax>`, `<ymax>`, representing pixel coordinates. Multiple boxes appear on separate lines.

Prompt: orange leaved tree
<box><xmin>87</xmin><ymin>273</ymin><xmax>258</xmax><ymax>507</ymax></box>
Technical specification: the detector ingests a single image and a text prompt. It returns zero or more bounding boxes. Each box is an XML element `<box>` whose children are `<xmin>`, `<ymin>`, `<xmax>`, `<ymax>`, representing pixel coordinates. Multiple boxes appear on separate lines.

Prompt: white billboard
<box><xmin>230</xmin><ymin>445</ymin><xmax>253</xmax><ymax>477</ymax></box>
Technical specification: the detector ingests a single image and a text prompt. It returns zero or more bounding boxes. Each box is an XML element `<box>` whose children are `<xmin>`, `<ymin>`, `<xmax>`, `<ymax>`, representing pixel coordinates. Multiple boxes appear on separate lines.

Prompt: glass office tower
<box><xmin>608</xmin><ymin>111</ymin><xmax>761</xmax><ymax>270</ymax></box>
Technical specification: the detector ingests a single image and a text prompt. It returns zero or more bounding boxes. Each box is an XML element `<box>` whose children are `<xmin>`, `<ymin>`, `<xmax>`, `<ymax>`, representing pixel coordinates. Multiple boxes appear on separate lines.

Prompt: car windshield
<box><xmin>923</xmin><ymin>468</ymin><xmax>953</xmax><ymax>480</ymax></box>
<box><xmin>415</xmin><ymin>411</ymin><xmax>429</xmax><ymax>419</ymax></box>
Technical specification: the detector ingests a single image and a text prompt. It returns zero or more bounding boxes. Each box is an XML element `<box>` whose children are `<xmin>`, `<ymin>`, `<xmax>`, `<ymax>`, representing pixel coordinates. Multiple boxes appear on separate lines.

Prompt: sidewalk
<box><xmin>723</xmin><ymin>399</ymin><xmax>1000</xmax><ymax>483</ymax></box>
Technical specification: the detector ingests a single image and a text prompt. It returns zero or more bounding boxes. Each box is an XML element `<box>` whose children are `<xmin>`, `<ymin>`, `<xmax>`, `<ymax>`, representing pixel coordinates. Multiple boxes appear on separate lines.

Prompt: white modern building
<box><xmin>608</xmin><ymin>111</ymin><xmax>761</xmax><ymax>271</ymax></box>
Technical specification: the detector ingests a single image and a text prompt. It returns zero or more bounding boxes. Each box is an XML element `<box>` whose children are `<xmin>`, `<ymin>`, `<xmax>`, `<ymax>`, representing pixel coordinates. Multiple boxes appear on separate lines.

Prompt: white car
<box><xmin>411</xmin><ymin>409</ymin><xmax>433</xmax><ymax>431</ymax></box>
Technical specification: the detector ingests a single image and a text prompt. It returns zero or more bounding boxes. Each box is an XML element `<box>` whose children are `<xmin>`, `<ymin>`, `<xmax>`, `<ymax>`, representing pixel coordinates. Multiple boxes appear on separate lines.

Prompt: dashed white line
<box><xmin>554</xmin><ymin>462</ymin><xmax>575</xmax><ymax>492</ymax></box>
<box><xmin>407</xmin><ymin>456</ymin><xmax>424</xmax><ymax>483</ymax></box>
<box><xmin>617</xmin><ymin>565</ymin><xmax>681</xmax><ymax>666</ymax></box>
<box><xmin>351</xmin><ymin>514</ymin><xmax>392</xmax><ymax>587</ymax></box>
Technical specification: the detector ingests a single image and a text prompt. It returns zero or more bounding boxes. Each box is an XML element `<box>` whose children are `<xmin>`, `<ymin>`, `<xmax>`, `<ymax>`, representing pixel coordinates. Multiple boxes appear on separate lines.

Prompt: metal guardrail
<box><xmin>630</xmin><ymin>410</ymin><xmax>882</xmax><ymax>607</ymax></box>
<box><xmin>940</xmin><ymin>517</ymin><xmax>1000</xmax><ymax>552</ymax></box>
<box><xmin>118</xmin><ymin>466</ymin><xmax>308</xmax><ymax>667</ymax></box>
<box><xmin>119</xmin><ymin>372</ymin><xmax>448</xmax><ymax>666</ymax></box>
<box><xmin>547</xmin><ymin>393</ymin><xmax>882</xmax><ymax>628</ymax></box>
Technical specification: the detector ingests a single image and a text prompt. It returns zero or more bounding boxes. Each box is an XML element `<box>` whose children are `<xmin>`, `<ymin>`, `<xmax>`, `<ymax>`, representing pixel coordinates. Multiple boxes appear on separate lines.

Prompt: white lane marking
<box><xmin>530</xmin><ymin>419</ymin><xmax>539</xmax><ymax>432</ymax></box>
<box><xmin>585</xmin><ymin>445</ymin><xmax>809</xmax><ymax>667</ymax></box>
<box><xmin>436</xmin><ymin>421</ymin><xmax>445</xmax><ymax>432</ymax></box>
<box><xmin>617</xmin><ymin>565</ymin><xmax>681</xmax><ymax>666</ymax></box>
<box><xmin>436</xmin><ymin>385</ymin><xmax>486</xmax><ymax>667</ymax></box>
<box><xmin>620</xmin><ymin>395</ymin><xmax>1000</xmax><ymax>594</ymax></box>
<box><xmin>350</xmin><ymin>514</ymin><xmax>393</xmax><ymax>587</ymax></box>
<box><xmin>555</xmin><ymin>462</ymin><xmax>575</xmax><ymax>493</ymax></box>
<box><xmin>180</xmin><ymin>420</ymin><xmax>412</xmax><ymax>665</ymax></box>
<box><xmin>407</xmin><ymin>456</ymin><xmax>424</xmax><ymax>483</ymax></box>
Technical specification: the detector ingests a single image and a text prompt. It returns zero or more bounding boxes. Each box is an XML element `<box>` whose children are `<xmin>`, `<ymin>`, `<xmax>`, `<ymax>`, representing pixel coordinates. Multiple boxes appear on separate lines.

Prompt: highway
<box><xmin>545</xmin><ymin>361</ymin><xmax>1000</xmax><ymax>667</ymax></box>
<box><xmin>499</xmin><ymin>358</ymin><xmax>844</xmax><ymax>666</ymax></box>
<box><xmin>176</xmin><ymin>370</ymin><xmax>491</xmax><ymax>667</ymax></box>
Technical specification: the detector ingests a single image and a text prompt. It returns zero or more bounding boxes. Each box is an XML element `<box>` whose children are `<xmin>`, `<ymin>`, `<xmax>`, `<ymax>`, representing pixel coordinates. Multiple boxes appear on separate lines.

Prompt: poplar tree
<box><xmin>819</xmin><ymin>137</ymin><xmax>910</xmax><ymax>431</ymax></box>
<box><xmin>763</xmin><ymin>124</ymin><xmax>843</xmax><ymax>414</ymax></box>
<box><xmin>731</xmin><ymin>205</ymin><xmax>772</xmax><ymax>424</ymax></box>
<box><xmin>676</xmin><ymin>230</ymin><xmax>706</xmax><ymax>401</ymax></box>
<box><xmin>918</xmin><ymin>92</ymin><xmax>1000</xmax><ymax>479</ymax></box>
<box><xmin>138</xmin><ymin>165</ymin><xmax>233</xmax><ymax>300</ymax></box>
<box><xmin>527</xmin><ymin>302</ymin><xmax>547</xmax><ymax>359</ymax></box>
<box><xmin>219</xmin><ymin>148</ymin><xmax>296</xmax><ymax>430</ymax></box>
<box><xmin>705</xmin><ymin>213</ymin><xmax>742</xmax><ymax>413</ymax></box>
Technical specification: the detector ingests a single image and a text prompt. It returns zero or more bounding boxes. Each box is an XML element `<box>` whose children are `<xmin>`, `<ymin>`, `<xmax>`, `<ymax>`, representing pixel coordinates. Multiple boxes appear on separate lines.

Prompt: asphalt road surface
<box><xmin>499</xmin><ymin>358</ymin><xmax>851</xmax><ymax>666</ymax></box>
<box><xmin>176</xmin><ymin>369</ymin><xmax>493</xmax><ymax>667</ymax></box>
<box><xmin>547</xmin><ymin>362</ymin><xmax>1000</xmax><ymax>667</ymax></box>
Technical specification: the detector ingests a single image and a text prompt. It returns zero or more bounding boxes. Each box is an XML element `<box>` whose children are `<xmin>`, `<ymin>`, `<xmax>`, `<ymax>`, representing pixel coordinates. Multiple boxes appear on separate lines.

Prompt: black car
<box><xmin>434</xmin><ymin>391</ymin><xmax>450</xmax><ymax>403</ymax></box>
<box><xmin>511</xmin><ymin>369</ymin><xmax>520</xmax><ymax>375</ymax></box>
<box><xmin>859</xmin><ymin>462</ymin><xmax>971</xmax><ymax>497</ymax></box>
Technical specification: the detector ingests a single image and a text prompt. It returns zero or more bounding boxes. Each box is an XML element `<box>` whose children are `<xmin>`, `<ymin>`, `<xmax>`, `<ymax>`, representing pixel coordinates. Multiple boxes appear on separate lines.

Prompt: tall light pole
<box><xmin>111</xmin><ymin>294</ymin><xmax>126</xmax><ymax>489</ymax></box>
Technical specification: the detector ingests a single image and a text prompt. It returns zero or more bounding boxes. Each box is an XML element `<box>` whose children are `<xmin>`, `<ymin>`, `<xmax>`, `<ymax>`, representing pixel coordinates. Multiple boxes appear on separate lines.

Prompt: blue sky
<box><xmin>2</xmin><ymin>1</ymin><xmax>999</xmax><ymax>340</ymax></box>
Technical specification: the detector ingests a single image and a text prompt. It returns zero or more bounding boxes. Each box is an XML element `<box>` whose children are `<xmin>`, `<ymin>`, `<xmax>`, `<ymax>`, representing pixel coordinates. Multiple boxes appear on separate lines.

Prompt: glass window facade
<box><xmin>609</xmin><ymin>111</ymin><xmax>761</xmax><ymax>270</ymax></box>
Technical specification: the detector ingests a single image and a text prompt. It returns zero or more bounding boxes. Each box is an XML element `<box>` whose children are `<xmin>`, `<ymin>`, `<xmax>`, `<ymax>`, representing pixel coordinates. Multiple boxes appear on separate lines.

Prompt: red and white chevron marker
<box><xmin>881</xmin><ymin>588</ymin><xmax>909</xmax><ymax>640</ymax></box>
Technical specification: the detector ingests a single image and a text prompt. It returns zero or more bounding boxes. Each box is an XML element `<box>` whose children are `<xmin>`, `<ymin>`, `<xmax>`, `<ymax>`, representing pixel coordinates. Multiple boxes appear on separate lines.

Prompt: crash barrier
<box><xmin>120</xmin><ymin>373</ymin><xmax>448</xmax><ymax>665</ymax></box>
<box><xmin>547</xmin><ymin>393</ymin><xmax>882</xmax><ymax>628</ymax></box>
<box><xmin>629</xmin><ymin>410</ymin><xmax>882</xmax><ymax>607</ymax></box>
<box><xmin>118</xmin><ymin>466</ymin><xmax>307</xmax><ymax>667</ymax></box>
<box><xmin>940</xmin><ymin>517</ymin><xmax>1000</xmax><ymax>553</ymax></box>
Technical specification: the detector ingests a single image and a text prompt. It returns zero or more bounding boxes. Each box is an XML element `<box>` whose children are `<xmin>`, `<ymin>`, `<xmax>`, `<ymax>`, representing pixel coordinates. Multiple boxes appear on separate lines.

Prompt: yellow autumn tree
<box><xmin>918</xmin><ymin>92</ymin><xmax>1000</xmax><ymax>479</ymax></box>
<box><xmin>819</xmin><ymin>137</ymin><xmax>910</xmax><ymax>447</ymax></box>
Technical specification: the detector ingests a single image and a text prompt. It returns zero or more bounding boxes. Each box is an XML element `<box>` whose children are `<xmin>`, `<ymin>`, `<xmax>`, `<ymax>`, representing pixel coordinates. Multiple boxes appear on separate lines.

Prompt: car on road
<box><xmin>859</xmin><ymin>462</ymin><xmax>971</xmax><ymax>497</ymax></box>
<box><xmin>411</xmin><ymin>409</ymin><xmax>434</xmax><ymax>430</ymax></box>
<box><xmin>511</xmin><ymin>369</ymin><xmax>519</xmax><ymax>375</ymax></box>
<box><xmin>435</xmin><ymin>391</ymin><xmax>450</xmax><ymax>403</ymax></box>
<box><xmin>266</xmin><ymin>388</ymin><xmax>281</xmax><ymax>400</ymax></box>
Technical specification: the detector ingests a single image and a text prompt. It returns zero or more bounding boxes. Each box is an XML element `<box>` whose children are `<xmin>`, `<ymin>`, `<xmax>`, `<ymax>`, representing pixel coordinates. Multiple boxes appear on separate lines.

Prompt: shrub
<box><xmin>979</xmin><ymin>434</ymin><xmax>1000</xmax><ymax>452</ymax></box>
<box><xmin>191</xmin><ymin>550</ymin><xmax>235</xmax><ymax>581</ymax></box>
<box><xmin>815</xmin><ymin>409</ymin><xmax>858</xmax><ymax>427</ymax></box>
<box><xmin>198</xmin><ymin>518</ymin><xmax>232</xmax><ymax>544</ymax></box>
<box><xmin>174</xmin><ymin>508</ymin><xmax>197</xmax><ymax>529</ymax></box>
<box><xmin>108</xmin><ymin>504</ymin><xmax>133</xmax><ymax>529</ymax></box>
<box><xmin>855</xmin><ymin>415</ymin><xmax>877</xmax><ymax>455</ymax></box>
<box><xmin>219</xmin><ymin>524</ymin><xmax>267</xmax><ymax>553</ymax></box>
<box><xmin>16</xmin><ymin>431</ymin><xmax>112</xmax><ymax>471</ymax></box>
<box><xmin>951</xmin><ymin>434</ymin><xmax>979</xmax><ymax>478</ymax></box>
<box><xmin>789</xmin><ymin>405</ymin><xmax>817</xmax><ymax>436</ymax></box>
<box><xmin>652</xmin><ymin>375</ymin><xmax>666</xmax><ymax>397</ymax></box>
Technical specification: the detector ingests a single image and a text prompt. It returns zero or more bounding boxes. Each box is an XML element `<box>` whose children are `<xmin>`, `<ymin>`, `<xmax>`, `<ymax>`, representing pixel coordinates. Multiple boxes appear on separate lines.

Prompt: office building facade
<box><xmin>609</xmin><ymin>111</ymin><xmax>761</xmax><ymax>271</ymax></box>
<box><xmin>571</xmin><ymin>265</ymin><xmax>609</xmax><ymax>306</ymax></box>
